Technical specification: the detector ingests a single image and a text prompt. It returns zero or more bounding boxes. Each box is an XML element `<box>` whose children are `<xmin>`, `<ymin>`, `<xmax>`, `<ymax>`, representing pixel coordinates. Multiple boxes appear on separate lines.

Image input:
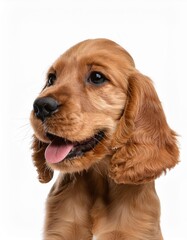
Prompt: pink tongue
<box><xmin>45</xmin><ymin>139</ymin><xmax>74</xmax><ymax>163</ymax></box>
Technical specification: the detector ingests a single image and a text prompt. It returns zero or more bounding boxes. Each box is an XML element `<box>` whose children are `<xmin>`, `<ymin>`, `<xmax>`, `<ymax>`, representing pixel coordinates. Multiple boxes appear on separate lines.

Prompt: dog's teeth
<box><xmin>70</xmin><ymin>147</ymin><xmax>75</xmax><ymax>153</ymax></box>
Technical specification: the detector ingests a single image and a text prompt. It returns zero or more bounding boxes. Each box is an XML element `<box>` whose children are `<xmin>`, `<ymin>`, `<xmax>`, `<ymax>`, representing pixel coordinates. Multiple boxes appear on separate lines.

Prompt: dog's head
<box><xmin>30</xmin><ymin>39</ymin><xmax>179</xmax><ymax>184</ymax></box>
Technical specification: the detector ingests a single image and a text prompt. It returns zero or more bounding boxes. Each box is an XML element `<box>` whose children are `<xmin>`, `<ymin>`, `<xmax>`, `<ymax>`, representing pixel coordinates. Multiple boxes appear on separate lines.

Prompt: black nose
<box><xmin>33</xmin><ymin>97</ymin><xmax>59</xmax><ymax>121</ymax></box>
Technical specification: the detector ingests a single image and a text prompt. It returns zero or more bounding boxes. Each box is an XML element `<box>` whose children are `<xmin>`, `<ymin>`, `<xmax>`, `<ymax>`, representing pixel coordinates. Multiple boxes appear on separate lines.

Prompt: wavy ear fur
<box><xmin>109</xmin><ymin>72</ymin><xmax>179</xmax><ymax>184</ymax></box>
<box><xmin>32</xmin><ymin>135</ymin><xmax>54</xmax><ymax>183</ymax></box>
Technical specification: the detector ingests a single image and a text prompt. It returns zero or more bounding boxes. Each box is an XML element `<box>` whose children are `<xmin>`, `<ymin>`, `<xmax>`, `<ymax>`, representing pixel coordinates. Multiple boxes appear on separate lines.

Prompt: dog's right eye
<box><xmin>47</xmin><ymin>73</ymin><xmax>56</xmax><ymax>87</ymax></box>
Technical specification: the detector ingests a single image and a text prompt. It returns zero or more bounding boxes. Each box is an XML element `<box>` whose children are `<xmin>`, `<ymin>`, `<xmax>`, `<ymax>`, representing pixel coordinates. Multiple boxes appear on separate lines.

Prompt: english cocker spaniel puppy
<box><xmin>30</xmin><ymin>39</ymin><xmax>179</xmax><ymax>240</ymax></box>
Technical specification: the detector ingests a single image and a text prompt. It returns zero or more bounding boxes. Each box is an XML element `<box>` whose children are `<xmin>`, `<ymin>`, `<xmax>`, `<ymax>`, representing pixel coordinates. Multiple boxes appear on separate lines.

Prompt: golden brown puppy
<box><xmin>30</xmin><ymin>39</ymin><xmax>179</xmax><ymax>240</ymax></box>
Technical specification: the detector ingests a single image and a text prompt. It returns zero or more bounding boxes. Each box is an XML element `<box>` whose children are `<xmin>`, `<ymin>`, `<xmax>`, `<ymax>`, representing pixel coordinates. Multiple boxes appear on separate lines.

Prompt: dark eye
<box><xmin>87</xmin><ymin>71</ymin><xmax>108</xmax><ymax>85</ymax></box>
<box><xmin>47</xmin><ymin>73</ymin><xmax>56</xmax><ymax>87</ymax></box>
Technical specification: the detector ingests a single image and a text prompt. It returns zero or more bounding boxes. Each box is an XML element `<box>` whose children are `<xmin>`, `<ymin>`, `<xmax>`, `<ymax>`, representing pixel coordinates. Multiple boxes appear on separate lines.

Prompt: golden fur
<box><xmin>30</xmin><ymin>39</ymin><xmax>179</xmax><ymax>239</ymax></box>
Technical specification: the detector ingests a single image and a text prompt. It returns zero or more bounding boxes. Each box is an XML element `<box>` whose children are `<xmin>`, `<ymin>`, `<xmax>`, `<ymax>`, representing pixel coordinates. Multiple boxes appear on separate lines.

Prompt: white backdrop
<box><xmin>0</xmin><ymin>0</ymin><xmax>187</xmax><ymax>239</ymax></box>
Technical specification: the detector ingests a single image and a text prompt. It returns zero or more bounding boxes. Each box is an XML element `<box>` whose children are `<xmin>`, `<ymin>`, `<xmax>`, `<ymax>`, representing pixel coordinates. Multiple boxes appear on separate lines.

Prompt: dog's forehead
<box><xmin>65</xmin><ymin>39</ymin><xmax>122</xmax><ymax>55</ymax></box>
<box><xmin>53</xmin><ymin>39</ymin><xmax>135</xmax><ymax>69</ymax></box>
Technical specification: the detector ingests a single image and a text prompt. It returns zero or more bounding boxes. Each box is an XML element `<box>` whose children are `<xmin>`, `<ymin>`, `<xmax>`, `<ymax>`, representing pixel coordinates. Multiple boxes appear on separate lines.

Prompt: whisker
<box><xmin>92</xmin><ymin>135</ymin><xmax>109</xmax><ymax>151</ymax></box>
<box><xmin>16</xmin><ymin>124</ymin><xmax>33</xmax><ymax>142</ymax></box>
<box><xmin>18</xmin><ymin>122</ymin><xmax>30</xmax><ymax>129</ymax></box>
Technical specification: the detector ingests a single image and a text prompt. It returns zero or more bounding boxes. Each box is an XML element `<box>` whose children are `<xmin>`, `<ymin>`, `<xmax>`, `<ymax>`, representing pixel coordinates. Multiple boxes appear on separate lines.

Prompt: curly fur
<box><xmin>30</xmin><ymin>38</ymin><xmax>179</xmax><ymax>240</ymax></box>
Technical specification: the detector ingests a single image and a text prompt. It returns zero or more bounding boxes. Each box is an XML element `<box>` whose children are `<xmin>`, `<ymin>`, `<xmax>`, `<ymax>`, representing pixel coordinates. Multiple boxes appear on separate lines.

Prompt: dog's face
<box><xmin>31</xmin><ymin>39</ymin><xmax>178</xmax><ymax>184</ymax></box>
<box><xmin>30</xmin><ymin>39</ymin><xmax>134</xmax><ymax>174</ymax></box>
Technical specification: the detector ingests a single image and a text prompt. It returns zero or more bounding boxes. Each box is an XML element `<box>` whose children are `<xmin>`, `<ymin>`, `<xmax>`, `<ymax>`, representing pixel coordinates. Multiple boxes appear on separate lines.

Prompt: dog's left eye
<box><xmin>47</xmin><ymin>73</ymin><xmax>56</xmax><ymax>87</ymax></box>
<box><xmin>87</xmin><ymin>71</ymin><xmax>108</xmax><ymax>86</ymax></box>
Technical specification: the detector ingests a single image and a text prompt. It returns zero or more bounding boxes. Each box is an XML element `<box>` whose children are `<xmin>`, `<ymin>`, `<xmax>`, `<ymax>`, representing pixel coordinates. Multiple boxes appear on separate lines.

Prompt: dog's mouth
<box><xmin>44</xmin><ymin>131</ymin><xmax>105</xmax><ymax>164</ymax></box>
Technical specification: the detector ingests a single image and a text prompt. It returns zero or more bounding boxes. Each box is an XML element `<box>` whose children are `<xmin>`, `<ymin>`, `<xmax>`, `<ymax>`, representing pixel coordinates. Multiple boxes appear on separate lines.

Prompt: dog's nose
<box><xmin>33</xmin><ymin>97</ymin><xmax>59</xmax><ymax>121</ymax></box>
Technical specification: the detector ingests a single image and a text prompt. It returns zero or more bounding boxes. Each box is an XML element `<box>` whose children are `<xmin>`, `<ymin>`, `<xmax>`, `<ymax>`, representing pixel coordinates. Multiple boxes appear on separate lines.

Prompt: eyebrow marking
<box><xmin>47</xmin><ymin>66</ymin><xmax>56</xmax><ymax>74</ymax></box>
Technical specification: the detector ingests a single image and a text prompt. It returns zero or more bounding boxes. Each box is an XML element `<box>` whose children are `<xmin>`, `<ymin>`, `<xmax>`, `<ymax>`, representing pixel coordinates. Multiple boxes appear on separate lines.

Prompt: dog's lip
<box><xmin>45</xmin><ymin>131</ymin><xmax>105</xmax><ymax>162</ymax></box>
<box><xmin>46</xmin><ymin>132</ymin><xmax>76</xmax><ymax>145</ymax></box>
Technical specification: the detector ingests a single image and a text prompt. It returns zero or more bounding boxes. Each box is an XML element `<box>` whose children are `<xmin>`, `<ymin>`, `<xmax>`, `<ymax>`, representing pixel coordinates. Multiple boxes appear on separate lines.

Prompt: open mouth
<box><xmin>44</xmin><ymin>131</ymin><xmax>105</xmax><ymax>164</ymax></box>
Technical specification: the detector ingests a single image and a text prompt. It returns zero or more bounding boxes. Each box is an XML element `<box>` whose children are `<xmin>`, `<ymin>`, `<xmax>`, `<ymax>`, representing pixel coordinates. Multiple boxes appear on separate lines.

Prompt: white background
<box><xmin>0</xmin><ymin>0</ymin><xmax>187</xmax><ymax>239</ymax></box>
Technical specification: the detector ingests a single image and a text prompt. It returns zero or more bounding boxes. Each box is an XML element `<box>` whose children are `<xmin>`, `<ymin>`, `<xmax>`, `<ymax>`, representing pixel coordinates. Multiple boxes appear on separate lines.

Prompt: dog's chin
<box><xmin>47</xmin><ymin>148</ymin><xmax>109</xmax><ymax>173</ymax></box>
<box><xmin>36</xmin><ymin>130</ymin><xmax>111</xmax><ymax>173</ymax></box>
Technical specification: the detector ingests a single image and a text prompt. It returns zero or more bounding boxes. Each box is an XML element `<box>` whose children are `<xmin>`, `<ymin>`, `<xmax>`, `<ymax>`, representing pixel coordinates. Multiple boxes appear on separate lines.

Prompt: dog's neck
<box><xmin>56</xmin><ymin>156</ymin><xmax>156</xmax><ymax>203</ymax></box>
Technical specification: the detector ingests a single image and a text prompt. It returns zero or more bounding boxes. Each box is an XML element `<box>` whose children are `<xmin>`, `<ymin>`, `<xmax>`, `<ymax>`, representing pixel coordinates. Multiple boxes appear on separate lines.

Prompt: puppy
<box><xmin>30</xmin><ymin>39</ymin><xmax>179</xmax><ymax>240</ymax></box>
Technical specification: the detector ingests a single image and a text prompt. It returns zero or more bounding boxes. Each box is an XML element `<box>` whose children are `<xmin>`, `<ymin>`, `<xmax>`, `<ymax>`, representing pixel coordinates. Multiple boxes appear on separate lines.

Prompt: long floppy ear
<box><xmin>109</xmin><ymin>72</ymin><xmax>179</xmax><ymax>184</ymax></box>
<box><xmin>32</xmin><ymin>135</ymin><xmax>54</xmax><ymax>183</ymax></box>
